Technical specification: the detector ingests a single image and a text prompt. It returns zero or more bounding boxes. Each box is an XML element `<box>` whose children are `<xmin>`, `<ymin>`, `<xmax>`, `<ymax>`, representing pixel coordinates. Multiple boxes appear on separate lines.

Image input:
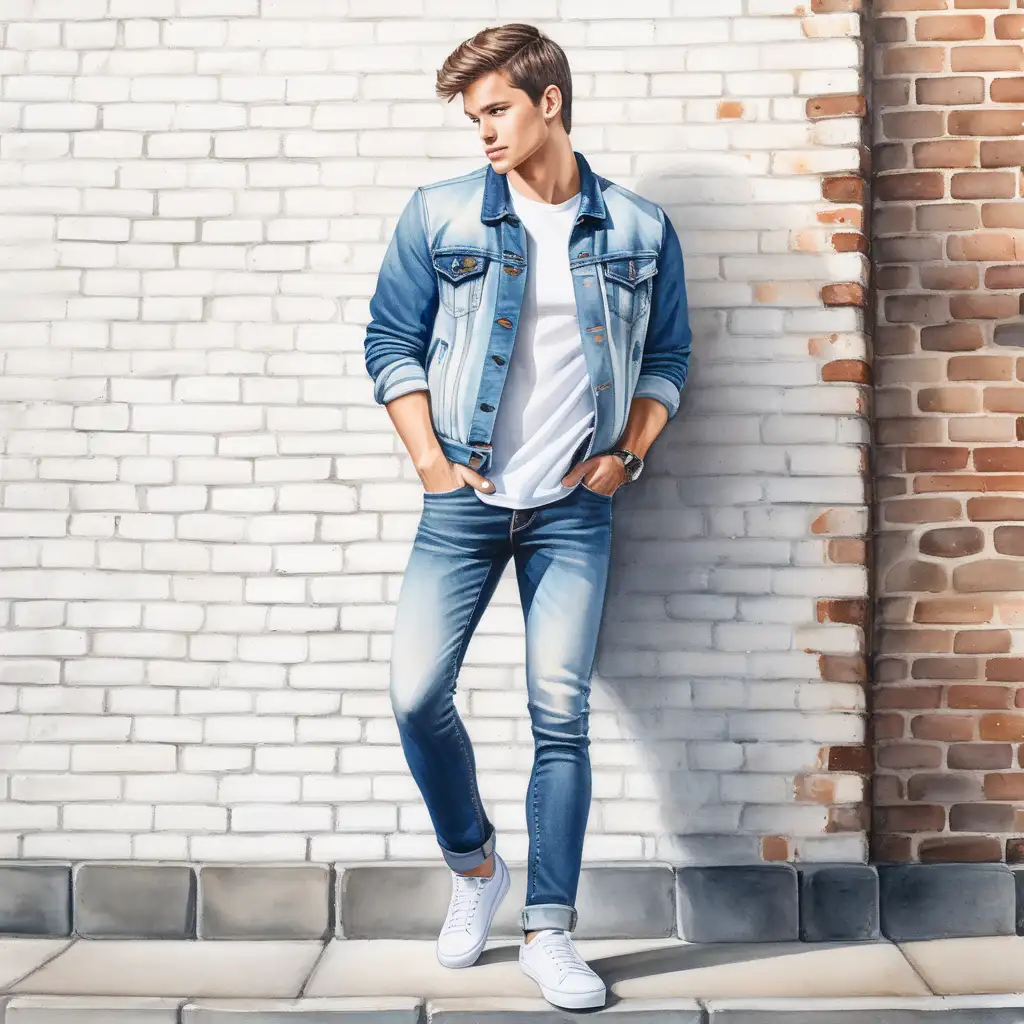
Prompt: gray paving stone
<box><xmin>337</xmin><ymin>865</ymin><xmax>517</xmax><ymax>940</ymax></box>
<box><xmin>676</xmin><ymin>866</ymin><xmax>798</xmax><ymax>943</ymax></box>
<box><xmin>563</xmin><ymin>865</ymin><xmax>677</xmax><ymax>939</ymax></box>
<box><xmin>798</xmin><ymin>865</ymin><xmax>879</xmax><ymax>943</ymax></box>
<box><xmin>0</xmin><ymin>865</ymin><xmax>71</xmax><ymax>937</ymax></box>
<box><xmin>709</xmin><ymin>1011</ymin><xmax>1024</xmax><ymax>1022</ymax></box>
<box><xmin>878</xmin><ymin>864</ymin><xmax>1015</xmax><ymax>942</ymax></box>
<box><xmin>337</xmin><ymin>864</ymin><xmax>673</xmax><ymax>940</ymax></box>
<box><xmin>4</xmin><ymin>996</ymin><xmax>183</xmax><ymax>1023</ymax></box>
<box><xmin>182</xmin><ymin>997</ymin><xmax>424</xmax><ymax>1022</ymax></box>
<box><xmin>1012</xmin><ymin>867</ymin><xmax>1024</xmax><ymax>936</ymax></box>
<box><xmin>198</xmin><ymin>866</ymin><xmax>332</xmax><ymax>940</ymax></box>
<box><xmin>426</xmin><ymin>997</ymin><xmax>704</xmax><ymax>1021</ymax></box>
<box><xmin>74</xmin><ymin>865</ymin><xmax>195</xmax><ymax>940</ymax></box>
<box><xmin>9</xmin><ymin>940</ymin><xmax>323</xmax><ymax>999</ymax></box>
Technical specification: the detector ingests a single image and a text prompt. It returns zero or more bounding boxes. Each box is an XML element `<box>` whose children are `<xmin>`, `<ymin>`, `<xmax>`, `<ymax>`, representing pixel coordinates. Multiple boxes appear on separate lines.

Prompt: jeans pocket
<box><xmin>579</xmin><ymin>481</ymin><xmax>614</xmax><ymax>500</ymax></box>
<box><xmin>423</xmin><ymin>483</ymin><xmax>473</xmax><ymax>498</ymax></box>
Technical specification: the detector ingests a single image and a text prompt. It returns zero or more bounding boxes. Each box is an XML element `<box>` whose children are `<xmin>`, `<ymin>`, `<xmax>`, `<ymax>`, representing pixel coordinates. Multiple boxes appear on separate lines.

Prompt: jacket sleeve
<box><xmin>633</xmin><ymin>209</ymin><xmax>692</xmax><ymax>420</ymax></box>
<box><xmin>363</xmin><ymin>188</ymin><xmax>439</xmax><ymax>406</ymax></box>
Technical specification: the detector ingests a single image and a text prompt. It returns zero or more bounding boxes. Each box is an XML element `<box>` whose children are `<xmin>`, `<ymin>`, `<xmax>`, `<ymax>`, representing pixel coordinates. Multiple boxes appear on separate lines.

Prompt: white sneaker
<box><xmin>519</xmin><ymin>927</ymin><xmax>607</xmax><ymax>1009</ymax></box>
<box><xmin>435</xmin><ymin>851</ymin><xmax>510</xmax><ymax>969</ymax></box>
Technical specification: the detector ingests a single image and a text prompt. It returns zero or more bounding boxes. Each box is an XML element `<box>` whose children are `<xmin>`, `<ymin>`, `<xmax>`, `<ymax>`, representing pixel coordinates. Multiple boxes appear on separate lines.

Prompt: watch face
<box><xmin>616</xmin><ymin>451</ymin><xmax>642</xmax><ymax>481</ymax></box>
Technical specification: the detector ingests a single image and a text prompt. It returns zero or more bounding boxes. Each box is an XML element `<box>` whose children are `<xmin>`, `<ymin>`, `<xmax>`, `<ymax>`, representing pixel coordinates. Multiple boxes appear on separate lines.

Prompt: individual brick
<box><xmin>918</xmin><ymin>836</ymin><xmax>1005</xmax><ymax>861</ymax></box>
<box><xmin>884</xmin><ymin>110</ymin><xmax>947</xmax><ymax>139</ymax></box>
<box><xmin>876</xmin><ymin>16</ymin><xmax>909</xmax><ymax>41</ymax></box>
<box><xmin>920</xmin><ymin>263</ymin><xmax>979</xmax><ymax>289</ymax></box>
<box><xmin>907</xmin><ymin>772</ymin><xmax>982</xmax><ymax>800</ymax></box>
<box><xmin>981</xmin><ymin>140</ymin><xmax>1024</xmax><ymax>166</ymax></box>
<box><xmin>995</xmin><ymin>526</ymin><xmax>1024</xmax><ymax>554</ymax></box>
<box><xmin>916</xmin><ymin>14</ymin><xmax>986</xmax><ymax>38</ymax></box>
<box><xmin>995</xmin><ymin>13</ymin><xmax>1024</xmax><ymax>37</ymax></box>
<box><xmin>991</xmin><ymin>76</ymin><xmax>1024</xmax><ymax>101</ymax></box>
<box><xmin>954</xmin><ymin>631</ymin><xmax>1012</xmax><ymax>654</ymax></box>
<box><xmin>883</xmin><ymin>45</ymin><xmax>946</xmax><ymax>74</ymax></box>
<box><xmin>951</xmin><ymin>172</ymin><xmax>1016</xmax><ymax>198</ymax></box>
<box><xmin>806</xmin><ymin>93</ymin><xmax>867</xmax><ymax>118</ymax></box>
<box><xmin>876</xmin><ymin>171</ymin><xmax>945</xmax><ymax>200</ymax></box>
<box><xmin>916</xmin><ymin>75</ymin><xmax>985</xmax><ymax>104</ymax></box>
<box><xmin>976</xmin><ymin>448</ymin><xmax>1024</xmax><ymax>471</ymax></box>
<box><xmin>947</xmin><ymin>233</ymin><xmax>1016</xmax><ymax>261</ymax></box>
<box><xmin>919</xmin><ymin>527</ymin><xmax>984</xmax><ymax>557</ymax></box>
<box><xmin>915</xmin><ymin>597</ymin><xmax>993</xmax><ymax>624</ymax></box>
<box><xmin>918</xmin><ymin>203</ymin><xmax>981</xmax><ymax>230</ymax></box>
<box><xmin>949</xmin><ymin>109</ymin><xmax>1024</xmax><ymax>136</ymax></box>
<box><xmin>948</xmin><ymin>355</ymin><xmax>1014</xmax><ymax>380</ymax></box>
<box><xmin>968</xmin><ymin>497</ymin><xmax>1024</xmax><ymax>520</ymax></box>
<box><xmin>921</xmin><ymin>323</ymin><xmax>984</xmax><ymax>350</ymax></box>
<box><xmin>822</xmin><ymin>174</ymin><xmax>864</xmax><ymax>202</ymax></box>
<box><xmin>914</xmin><ymin>139</ymin><xmax>979</xmax><ymax>168</ymax></box>
<box><xmin>951</xmin><ymin>45</ymin><xmax>1024</xmax><ymax>71</ymax></box>
<box><xmin>995</xmin><ymin>323</ymin><xmax>1024</xmax><ymax>346</ymax></box>
<box><xmin>980</xmin><ymin>713</ymin><xmax>1024</xmax><ymax>739</ymax></box>
<box><xmin>947</xmin><ymin>684</ymin><xmax>1012</xmax><ymax>707</ymax></box>
<box><xmin>983</xmin><ymin>772</ymin><xmax>1024</xmax><ymax>799</ymax></box>
<box><xmin>917</xmin><ymin>386</ymin><xmax>980</xmax><ymax>413</ymax></box>
<box><xmin>987</xmin><ymin>265</ymin><xmax>1024</xmax><ymax>288</ymax></box>
<box><xmin>951</xmin><ymin>294</ymin><xmax>1020</xmax><ymax>319</ymax></box>
<box><xmin>948</xmin><ymin>743</ymin><xmax>1013</xmax><ymax>769</ymax></box>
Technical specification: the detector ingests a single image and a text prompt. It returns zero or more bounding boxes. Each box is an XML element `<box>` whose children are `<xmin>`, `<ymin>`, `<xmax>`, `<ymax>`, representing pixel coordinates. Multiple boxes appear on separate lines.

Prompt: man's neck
<box><xmin>506</xmin><ymin>137</ymin><xmax>580</xmax><ymax>206</ymax></box>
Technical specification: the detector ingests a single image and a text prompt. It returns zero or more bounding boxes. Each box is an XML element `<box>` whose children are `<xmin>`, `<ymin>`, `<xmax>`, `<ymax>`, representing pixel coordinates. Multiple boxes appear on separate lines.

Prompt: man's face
<box><xmin>461</xmin><ymin>70</ymin><xmax>556</xmax><ymax>174</ymax></box>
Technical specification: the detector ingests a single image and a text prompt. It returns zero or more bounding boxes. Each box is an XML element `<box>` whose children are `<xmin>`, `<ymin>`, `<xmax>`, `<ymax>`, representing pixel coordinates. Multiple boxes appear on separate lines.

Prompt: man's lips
<box><xmin>486</xmin><ymin>147</ymin><xmax>506</xmax><ymax>158</ymax></box>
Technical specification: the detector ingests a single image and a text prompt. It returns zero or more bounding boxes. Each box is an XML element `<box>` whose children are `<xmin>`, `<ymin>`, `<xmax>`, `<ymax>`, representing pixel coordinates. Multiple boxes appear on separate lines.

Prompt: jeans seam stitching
<box><xmin>448</xmin><ymin>556</ymin><xmax>503</xmax><ymax>855</ymax></box>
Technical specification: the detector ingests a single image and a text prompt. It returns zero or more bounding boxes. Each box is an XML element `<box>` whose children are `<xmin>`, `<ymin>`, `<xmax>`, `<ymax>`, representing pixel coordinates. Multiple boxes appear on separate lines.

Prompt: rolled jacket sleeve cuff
<box><xmin>375</xmin><ymin>359</ymin><xmax>429</xmax><ymax>406</ymax></box>
<box><xmin>634</xmin><ymin>372</ymin><xmax>682</xmax><ymax>420</ymax></box>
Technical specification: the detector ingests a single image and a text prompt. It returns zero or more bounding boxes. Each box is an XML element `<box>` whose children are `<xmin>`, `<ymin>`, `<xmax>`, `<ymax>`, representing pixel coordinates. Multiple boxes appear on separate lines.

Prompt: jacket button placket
<box><xmin>466</xmin><ymin>218</ymin><xmax>526</xmax><ymax>459</ymax></box>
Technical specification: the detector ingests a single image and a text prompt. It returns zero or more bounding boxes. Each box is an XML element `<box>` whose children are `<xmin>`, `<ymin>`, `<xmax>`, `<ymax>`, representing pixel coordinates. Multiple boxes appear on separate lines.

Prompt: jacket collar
<box><xmin>481</xmin><ymin>149</ymin><xmax>606</xmax><ymax>225</ymax></box>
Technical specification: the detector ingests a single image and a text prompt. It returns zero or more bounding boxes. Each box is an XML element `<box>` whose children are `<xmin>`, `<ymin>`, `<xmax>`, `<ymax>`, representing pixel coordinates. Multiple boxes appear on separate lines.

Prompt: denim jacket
<box><xmin>363</xmin><ymin>150</ymin><xmax>692</xmax><ymax>475</ymax></box>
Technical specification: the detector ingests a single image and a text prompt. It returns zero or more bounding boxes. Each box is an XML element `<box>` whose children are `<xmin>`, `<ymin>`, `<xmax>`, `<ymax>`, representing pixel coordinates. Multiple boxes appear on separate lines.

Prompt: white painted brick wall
<box><xmin>0</xmin><ymin>0</ymin><xmax>867</xmax><ymax>866</ymax></box>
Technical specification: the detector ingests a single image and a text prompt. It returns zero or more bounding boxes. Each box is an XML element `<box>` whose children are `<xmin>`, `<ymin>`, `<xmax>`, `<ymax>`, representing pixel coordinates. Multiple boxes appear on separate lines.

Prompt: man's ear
<box><xmin>543</xmin><ymin>84</ymin><xmax>561</xmax><ymax>121</ymax></box>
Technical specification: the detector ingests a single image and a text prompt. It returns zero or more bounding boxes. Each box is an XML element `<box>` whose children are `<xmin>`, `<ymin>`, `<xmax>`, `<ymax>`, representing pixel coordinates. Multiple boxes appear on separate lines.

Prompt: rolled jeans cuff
<box><xmin>520</xmin><ymin>903</ymin><xmax>578</xmax><ymax>933</ymax></box>
<box><xmin>438</xmin><ymin>827</ymin><xmax>495</xmax><ymax>872</ymax></box>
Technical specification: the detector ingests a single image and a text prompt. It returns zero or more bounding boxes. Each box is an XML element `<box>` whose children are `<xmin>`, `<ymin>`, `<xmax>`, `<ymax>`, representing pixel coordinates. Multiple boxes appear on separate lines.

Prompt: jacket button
<box><xmin>480</xmin><ymin>403</ymin><xmax>494</xmax><ymax>412</ymax></box>
<box><xmin>492</xmin><ymin>355</ymin><xmax>505</xmax><ymax>365</ymax></box>
<box><xmin>495</xmin><ymin>317</ymin><xmax>513</xmax><ymax>328</ymax></box>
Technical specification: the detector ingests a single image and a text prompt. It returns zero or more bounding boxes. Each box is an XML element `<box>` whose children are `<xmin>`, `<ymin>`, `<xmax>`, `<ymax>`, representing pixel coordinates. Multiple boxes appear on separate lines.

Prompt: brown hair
<box><xmin>436</xmin><ymin>23</ymin><xmax>573</xmax><ymax>134</ymax></box>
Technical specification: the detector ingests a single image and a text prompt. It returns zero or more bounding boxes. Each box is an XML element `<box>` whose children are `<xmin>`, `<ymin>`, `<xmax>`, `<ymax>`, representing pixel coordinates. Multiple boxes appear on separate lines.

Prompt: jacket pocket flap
<box><xmin>432</xmin><ymin>250</ymin><xmax>488</xmax><ymax>284</ymax></box>
<box><xmin>602</xmin><ymin>256</ymin><xmax>658</xmax><ymax>289</ymax></box>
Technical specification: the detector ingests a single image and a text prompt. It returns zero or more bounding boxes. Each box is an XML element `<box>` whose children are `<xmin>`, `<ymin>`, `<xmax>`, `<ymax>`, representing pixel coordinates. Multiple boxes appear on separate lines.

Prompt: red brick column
<box><xmin>872</xmin><ymin>0</ymin><xmax>1024</xmax><ymax>862</ymax></box>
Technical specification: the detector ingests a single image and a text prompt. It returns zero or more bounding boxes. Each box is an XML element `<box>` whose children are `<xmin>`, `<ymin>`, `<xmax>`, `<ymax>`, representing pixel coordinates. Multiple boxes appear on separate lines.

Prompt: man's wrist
<box><xmin>608</xmin><ymin>447</ymin><xmax>644</xmax><ymax>483</ymax></box>
<box><xmin>415</xmin><ymin>447</ymin><xmax>449</xmax><ymax>478</ymax></box>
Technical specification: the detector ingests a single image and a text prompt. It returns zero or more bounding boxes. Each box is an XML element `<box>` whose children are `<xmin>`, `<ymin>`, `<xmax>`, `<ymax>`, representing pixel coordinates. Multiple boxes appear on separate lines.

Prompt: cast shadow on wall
<box><xmin>592</xmin><ymin>160</ymin><xmax>781</xmax><ymax>864</ymax></box>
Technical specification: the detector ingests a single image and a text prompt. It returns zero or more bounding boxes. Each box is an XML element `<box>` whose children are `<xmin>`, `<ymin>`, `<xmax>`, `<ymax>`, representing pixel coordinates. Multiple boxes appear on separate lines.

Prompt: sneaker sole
<box><xmin>519</xmin><ymin>957</ymin><xmax>607</xmax><ymax>1010</ymax></box>
<box><xmin>435</xmin><ymin>857</ymin><xmax>510</xmax><ymax>970</ymax></box>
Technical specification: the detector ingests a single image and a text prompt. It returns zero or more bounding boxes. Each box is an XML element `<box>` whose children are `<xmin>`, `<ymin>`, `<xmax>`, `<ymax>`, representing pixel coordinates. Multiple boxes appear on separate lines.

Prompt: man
<box><xmin>362</xmin><ymin>22</ymin><xmax>691</xmax><ymax>1011</ymax></box>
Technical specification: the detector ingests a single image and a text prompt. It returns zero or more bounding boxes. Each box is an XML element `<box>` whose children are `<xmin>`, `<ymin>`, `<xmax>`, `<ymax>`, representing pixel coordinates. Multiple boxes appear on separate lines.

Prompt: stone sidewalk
<box><xmin>2</xmin><ymin>934</ymin><xmax>1024</xmax><ymax>1020</ymax></box>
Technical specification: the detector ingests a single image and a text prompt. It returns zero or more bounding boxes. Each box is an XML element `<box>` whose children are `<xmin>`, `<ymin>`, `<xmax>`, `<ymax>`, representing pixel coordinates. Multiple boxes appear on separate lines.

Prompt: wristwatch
<box><xmin>609</xmin><ymin>448</ymin><xmax>644</xmax><ymax>483</ymax></box>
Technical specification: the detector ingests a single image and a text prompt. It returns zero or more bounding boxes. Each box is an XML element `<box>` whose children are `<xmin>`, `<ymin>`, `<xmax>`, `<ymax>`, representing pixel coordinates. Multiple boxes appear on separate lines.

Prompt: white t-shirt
<box><xmin>475</xmin><ymin>177</ymin><xmax>595</xmax><ymax>510</ymax></box>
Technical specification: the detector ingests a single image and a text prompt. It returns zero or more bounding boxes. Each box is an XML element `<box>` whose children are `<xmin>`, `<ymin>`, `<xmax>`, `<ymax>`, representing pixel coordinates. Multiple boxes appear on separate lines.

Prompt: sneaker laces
<box><xmin>443</xmin><ymin>872</ymin><xmax>487</xmax><ymax>932</ymax></box>
<box><xmin>537</xmin><ymin>929</ymin><xmax>593</xmax><ymax>977</ymax></box>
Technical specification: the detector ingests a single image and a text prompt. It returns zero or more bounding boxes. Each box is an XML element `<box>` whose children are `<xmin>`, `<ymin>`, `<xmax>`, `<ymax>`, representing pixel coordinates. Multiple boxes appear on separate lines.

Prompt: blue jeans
<box><xmin>389</xmin><ymin>481</ymin><xmax>614</xmax><ymax>934</ymax></box>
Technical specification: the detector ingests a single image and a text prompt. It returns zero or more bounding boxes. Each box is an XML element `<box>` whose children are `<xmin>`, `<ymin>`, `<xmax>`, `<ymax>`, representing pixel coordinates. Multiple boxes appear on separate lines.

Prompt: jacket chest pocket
<box><xmin>432</xmin><ymin>250</ymin><xmax>488</xmax><ymax>318</ymax></box>
<box><xmin>600</xmin><ymin>256</ymin><xmax>657</xmax><ymax>325</ymax></box>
